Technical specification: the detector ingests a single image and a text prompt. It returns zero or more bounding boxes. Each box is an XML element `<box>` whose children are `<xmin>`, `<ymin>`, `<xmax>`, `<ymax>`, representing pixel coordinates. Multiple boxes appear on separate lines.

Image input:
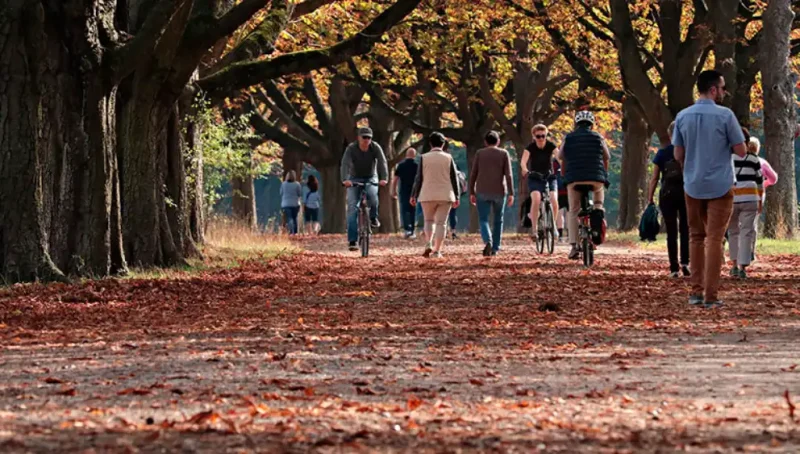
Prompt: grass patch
<box><xmin>126</xmin><ymin>219</ymin><xmax>300</xmax><ymax>279</ymax></box>
<box><xmin>606</xmin><ymin>230</ymin><xmax>800</xmax><ymax>256</ymax></box>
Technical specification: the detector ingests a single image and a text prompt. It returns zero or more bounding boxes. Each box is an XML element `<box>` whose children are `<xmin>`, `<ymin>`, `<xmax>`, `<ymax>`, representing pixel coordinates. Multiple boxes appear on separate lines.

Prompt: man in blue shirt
<box><xmin>673</xmin><ymin>70</ymin><xmax>747</xmax><ymax>308</ymax></box>
<box><xmin>391</xmin><ymin>147</ymin><xmax>419</xmax><ymax>239</ymax></box>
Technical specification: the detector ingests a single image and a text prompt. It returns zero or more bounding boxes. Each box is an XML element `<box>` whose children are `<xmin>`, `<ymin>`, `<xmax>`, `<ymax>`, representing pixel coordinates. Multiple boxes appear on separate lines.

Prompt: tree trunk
<box><xmin>617</xmin><ymin>98</ymin><xmax>652</xmax><ymax>231</ymax></box>
<box><xmin>319</xmin><ymin>165</ymin><xmax>347</xmax><ymax>233</ymax></box>
<box><xmin>512</xmin><ymin>141</ymin><xmax>528</xmax><ymax>233</ymax></box>
<box><xmin>0</xmin><ymin>3</ymin><xmax>64</xmax><ymax>282</ymax></box>
<box><xmin>231</xmin><ymin>172</ymin><xmax>257</xmax><ymax>229</ymax></box>
<box><xmin>184</xmin><ymin>103</ymin><xmax>205</xmax><ymax>245</ymax></box>
<box><xmin>376</xmin><ymin>188</ymin><xmax>396</xmax><ymax>233</ymax></box>
<box><xmin>466</xmin><ymin>141</ymin><xmax>481</xmax><ymax>233</ymax></box>
<box><xmin>1</xmin><ymin>2</ymin><xmax>125</xmax><ymax>282</ymax></box>
<box><xmin>762</xmin><ymin>0</ymin><xmax>797</xmax><ymax>238</ymax></box>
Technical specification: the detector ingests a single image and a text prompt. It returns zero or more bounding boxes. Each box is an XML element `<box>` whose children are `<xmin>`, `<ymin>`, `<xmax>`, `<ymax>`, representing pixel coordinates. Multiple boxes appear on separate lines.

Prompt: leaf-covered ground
<box><xmin>2</xmin><ymin>234</ymin><xmax>800</xmax><ymax>453</ymax></box>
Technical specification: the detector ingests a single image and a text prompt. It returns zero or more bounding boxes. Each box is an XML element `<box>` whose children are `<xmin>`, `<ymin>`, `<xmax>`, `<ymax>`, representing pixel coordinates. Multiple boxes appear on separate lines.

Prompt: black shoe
<box><xmin>482</xmin><ymin>243</ymin><xmax>492</xmax><ymax>256</ymax></box>
<box><xmin>568</xmin><ymin>245</ymin><xmax>580</xmax><ymax>260</ymax></box>
<box><xmin>681</xmin><ymin>265</ymin><xmax>691</xmax><ymax>277</ymax></box>
<box><xmin>370</xmin><ymin>218</ymin><xmax>380</xmax><ymax>229</ymax></box>
<box><xmin>348</xmin><ymin>242</ymin><xmax>358</xmax><ymax>251</ymax></box>
<box><xmin>451</xmin><ymin>232</ymin><xmax>458</xmax><ymax>240</ymax></box>
<box><xmin>490</xmin><ymin>249</ymin><xmax>497</xmax><ymax>256</ymax></box>
<box><xmin>423</xmin><ymin>246</ymin><xmax>433</xmax><ymax>258</ymax></box>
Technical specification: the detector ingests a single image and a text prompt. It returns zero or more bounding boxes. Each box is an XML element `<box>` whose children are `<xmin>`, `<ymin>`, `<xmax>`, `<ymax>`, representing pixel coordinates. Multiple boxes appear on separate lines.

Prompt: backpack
<box><xmin>457</xmin><ymin>170</ymin><xmax>467</xmax><ymax>196</ymax></box>
<box><xmin>660</xmin><ymin>159</ymin><xmax>683</xmax><ymax>198</ymax></box>
<box><xmin>639</xmin><ymin>203</ymin><xmax>660</xmax><ymax>242</ymax></box>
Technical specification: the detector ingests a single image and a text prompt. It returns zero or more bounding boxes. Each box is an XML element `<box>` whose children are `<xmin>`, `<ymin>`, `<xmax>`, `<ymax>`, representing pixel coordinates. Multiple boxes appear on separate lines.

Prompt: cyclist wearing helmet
<box><xmin>557</xmin><ymin>110</ymin><xmax>610</xmax><ymax>260</ymax></box>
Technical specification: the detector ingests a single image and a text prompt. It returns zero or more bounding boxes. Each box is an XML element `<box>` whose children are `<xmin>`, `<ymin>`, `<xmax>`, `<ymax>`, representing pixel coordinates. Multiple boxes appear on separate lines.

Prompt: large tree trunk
<box><xmin>617</xmin><ymin>99</ymin><xmax>652</xmax><ymax>231</ymax></box>
<box><xmin>0</xmin><ymin>2</ymin><xmax>125</xmax><ymax>282</ymax></box>
<box><xmin>231</xmin><ymin>172</ymin><xmax>257</xmax><ymax>229</ymax></box>
<box><xmin>0</xmin><ymin>3</ymin><xmax>64</xmax><ymax>282</ymax></box>
<box><xmin>762</xmin><ymin>0</ymin><xmax>797</xmax><ymax>238</ymax></box>
<box><xmin>319</xmin><ymin>165</ymin><xmax>347</xmax><ymax>233</ymax></box>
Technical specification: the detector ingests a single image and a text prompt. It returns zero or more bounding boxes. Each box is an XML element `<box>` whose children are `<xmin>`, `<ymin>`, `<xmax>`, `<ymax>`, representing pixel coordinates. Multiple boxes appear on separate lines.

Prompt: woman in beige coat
<box><xmin>410</xmin><ymin>132</ymin><xmax>461</xmax><ymax>258</ymax></box>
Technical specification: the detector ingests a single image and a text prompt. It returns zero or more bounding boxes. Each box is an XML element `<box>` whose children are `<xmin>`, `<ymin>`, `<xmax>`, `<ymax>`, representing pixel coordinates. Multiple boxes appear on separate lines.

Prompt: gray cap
<box><xmin>358</xmin><ymin>127</ymin><xmax>373</xmax><ymax>138</ymax></box>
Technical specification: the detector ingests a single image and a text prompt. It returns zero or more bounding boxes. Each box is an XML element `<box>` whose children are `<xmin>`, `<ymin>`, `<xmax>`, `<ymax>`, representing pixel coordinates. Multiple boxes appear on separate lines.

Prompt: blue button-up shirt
<box><xmin>672</xmin><ymin>99</ymin><xmax>746</xmax><ymax>199</ymax></box>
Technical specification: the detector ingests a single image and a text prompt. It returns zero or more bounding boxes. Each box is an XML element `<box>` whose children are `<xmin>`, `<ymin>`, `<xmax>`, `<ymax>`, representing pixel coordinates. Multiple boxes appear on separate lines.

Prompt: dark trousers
<box><xmin>399</xmin><ymin>192</ymin><xmax>415</xmax><ymax>232</ymax></box>
<box><xmin>660</xmin><ymin>194</ymin><xmax>689</xmax><ymax>272</ymax></box>
<box><xmin>448</xmin><ymin>207</ymin><xmax>457</xmax><ymax>231</ymax></box>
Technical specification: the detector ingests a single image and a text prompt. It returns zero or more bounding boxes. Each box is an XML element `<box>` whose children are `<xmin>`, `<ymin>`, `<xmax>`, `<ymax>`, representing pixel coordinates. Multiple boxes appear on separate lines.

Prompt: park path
<box><xmin>2</xmin><ymin>234</ymin><xmax>800</xmax><ymax>453</ymax></box>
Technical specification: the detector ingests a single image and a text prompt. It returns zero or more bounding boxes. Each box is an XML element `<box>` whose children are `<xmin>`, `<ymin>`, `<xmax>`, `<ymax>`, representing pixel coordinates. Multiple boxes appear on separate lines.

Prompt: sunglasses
<box><xmin>535</xmin><ymin>134</ymin><xmax>547</xmax><ymax>139</ymax></box>
<box><xmin>360</xmin><ymin>136</ymin><xmax>372</xmax><ymax>140</ymax></box>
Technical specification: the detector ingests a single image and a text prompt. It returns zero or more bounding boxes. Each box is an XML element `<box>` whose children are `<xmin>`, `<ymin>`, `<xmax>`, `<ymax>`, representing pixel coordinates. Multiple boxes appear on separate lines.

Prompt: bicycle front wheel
<box><xmin>535</xmin><ymin>212</ymin><xmax>545</xmax><ymax>254</ymax></box>
<box><xmin>358</xmin><ymin>208</ymin><xmax>370</xmax><ymax>257</ymax></box>
<box><xmin>545</xmin><ymin>205</ymin><xmax>555</xmax><ymax>255</ymax></box>
<box><xmin>361</xmin><ymin>231</ymin><xmax>369</xmax><ymax>257</ymax></box>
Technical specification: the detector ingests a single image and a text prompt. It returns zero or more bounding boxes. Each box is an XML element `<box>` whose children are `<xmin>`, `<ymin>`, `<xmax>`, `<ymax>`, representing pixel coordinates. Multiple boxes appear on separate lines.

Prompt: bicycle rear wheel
<box><xmin>582</xmin><ymin>233</ymin><xmax>593</xmax><ymax>267</ymax></box>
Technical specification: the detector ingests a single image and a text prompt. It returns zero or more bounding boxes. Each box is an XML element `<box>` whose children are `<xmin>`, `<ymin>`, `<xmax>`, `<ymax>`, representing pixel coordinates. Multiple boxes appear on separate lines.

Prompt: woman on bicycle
<box><xmin>410</xmin><ymin>132</ymin><xmax>461</xmax><ymax>258</ymax></box>
<box><xmin>520</xmin><ymin>124</ymin><xmax>559</xmax><ymax>241</ymax></box>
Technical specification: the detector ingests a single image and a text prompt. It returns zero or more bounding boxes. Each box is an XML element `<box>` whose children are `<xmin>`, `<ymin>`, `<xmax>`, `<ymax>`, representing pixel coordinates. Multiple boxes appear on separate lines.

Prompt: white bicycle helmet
<box><xmin>574</xmin><ymin>110</ymin><xmax>595</xmax><ymax>125</ymax></box>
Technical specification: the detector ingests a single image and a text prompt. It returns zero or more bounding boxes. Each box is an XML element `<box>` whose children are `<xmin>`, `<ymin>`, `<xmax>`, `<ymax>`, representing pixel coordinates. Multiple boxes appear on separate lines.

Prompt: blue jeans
<box><xmin>283</xmin><ymin>206</ymin><xmax>299</xmax><ymax>234</ymax></box>
<box><xmin>476</xmin><ymin>194</ymin><xmax>506</xmax><ymax>251</ymax></box>
<box><xmin>346</xmin><ymin>178</ymin><xmax>379</xmax><ymax>243</ymax></box>
<box><xmin>399</xmin><ymin>191</ymin><xmax>415</xmax><ymax>233</ymax></box>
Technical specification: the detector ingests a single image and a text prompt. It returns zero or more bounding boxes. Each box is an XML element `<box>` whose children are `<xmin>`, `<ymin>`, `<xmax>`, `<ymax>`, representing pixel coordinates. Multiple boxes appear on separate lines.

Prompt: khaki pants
<box><xmin>567</xmin><ymin>182</ymin><xmax>605</xmax><ymax>244</ymax></box>
<box><xmin>729</xmin><ymin>202</ymin><xmax>758</xmax><ymax>267</ymax></box>
<box><xmin>685</xmin><ymin>191</ymin><xmax>734</xmax><ymax>302</ymax></box>
<box><xmin>421</xmin><ymin>201</ymin><xmax>452</xmax><ymax>245</ymax></box>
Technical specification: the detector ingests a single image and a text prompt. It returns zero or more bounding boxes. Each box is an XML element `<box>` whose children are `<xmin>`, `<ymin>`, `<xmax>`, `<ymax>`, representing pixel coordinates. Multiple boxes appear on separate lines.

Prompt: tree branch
<box><xmin>110</xmin><ymin>0</ymin><xmax>192</xmax><ymax>82</ymax></box>
<box><xmin>505</xmin><ymin>0</ymin><xmax>624</xmax><ymax>102</ymax></box>
<box><xmin>260</xmin><ymin>82</ymin><xmax>327</xmax><ymax>147</ymax></box>
<box><xmin>206</xmin><ymin>0</ymin><xmax>293</xmax><ymax>75</ymax></box>
<box><xmin>198</xmin><ymin>0</ymin><xmax>423</xmax><ymax>101</ymax></box>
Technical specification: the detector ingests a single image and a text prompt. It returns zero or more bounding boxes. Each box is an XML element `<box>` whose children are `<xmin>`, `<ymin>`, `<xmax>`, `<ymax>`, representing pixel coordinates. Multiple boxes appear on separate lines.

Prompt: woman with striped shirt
<box><xmin>728</xmin><ymin>138</ymin><xmax>763</xmax><ymax>279</ymax></box>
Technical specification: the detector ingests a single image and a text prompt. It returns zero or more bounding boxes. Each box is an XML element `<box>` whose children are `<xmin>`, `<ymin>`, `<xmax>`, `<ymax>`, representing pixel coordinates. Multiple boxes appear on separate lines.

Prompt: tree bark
<box><xmin>0</xmin><ymin>3</ymin><xmax>64</xmax><ymax>282</ymax></box>
<box><xmin>617</xmin><ymin>98</ymin><xmax>652</xmax><ymax>231</ymax></box>
<box><xmin>231</xmin><ymin>172</ymin><xmax>257</xmax><ymax>229</ymax></box>
<box><xmin>319</xmin><ymin>165</ymin><xmax>347</xmax><ymax>233</ymax></box>
<box><xmin>466</xmin><ymin>141</ymin><xmax>482</xmax><ymax>234</ymax></box>
<box><xmin>762</xmin><ymin>0</ymin><xmax>797</xmax><ymax>238</ymax></box>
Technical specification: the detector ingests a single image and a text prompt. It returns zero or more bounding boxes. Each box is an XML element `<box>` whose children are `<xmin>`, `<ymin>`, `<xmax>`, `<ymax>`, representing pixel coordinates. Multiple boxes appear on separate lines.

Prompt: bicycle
<box><xmin>574</xmin><ymin>184</ymin><xmax>597</xmax><ymax>267</ymax></box>
<box><xmin>529</xmin><ymin>172</ymin><xmax>556</xmax><ymax>255</ymax></box>
<box><xmin>350</xmin><ymin>181</ymin><xmax>375</xmax><ymax>257</ymax></box>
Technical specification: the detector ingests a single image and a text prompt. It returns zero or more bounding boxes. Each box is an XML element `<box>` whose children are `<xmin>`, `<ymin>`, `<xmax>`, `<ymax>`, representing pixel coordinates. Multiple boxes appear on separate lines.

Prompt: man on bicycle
<box><xmin>558</xmin><ymin>111</ymin><xmax>610</xmax><ymax>260</ymax></box>
<box><xmin>341</xmin><ymin>127</ymin><xmax>388</xmax><ymax>251</ymax></box>
<box><xmin>520</xmin><ymin>124</ymin><xmax>559</xmax><ymax>241</ymax></box>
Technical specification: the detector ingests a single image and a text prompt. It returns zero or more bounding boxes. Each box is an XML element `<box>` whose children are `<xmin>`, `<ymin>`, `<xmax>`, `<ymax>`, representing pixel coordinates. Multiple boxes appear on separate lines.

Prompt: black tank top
<box><xmin>526</xmin><ymin>141</ymin><xmax>556</xmax><ymax>175</ymax></box>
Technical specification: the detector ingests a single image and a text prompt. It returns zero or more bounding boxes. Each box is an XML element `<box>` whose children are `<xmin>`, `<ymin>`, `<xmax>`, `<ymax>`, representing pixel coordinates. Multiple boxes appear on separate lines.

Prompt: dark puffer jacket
<box><xmin>562</xmin><ymin>126</ymin><xmax>607</xmax><ymax>185</ymax></box>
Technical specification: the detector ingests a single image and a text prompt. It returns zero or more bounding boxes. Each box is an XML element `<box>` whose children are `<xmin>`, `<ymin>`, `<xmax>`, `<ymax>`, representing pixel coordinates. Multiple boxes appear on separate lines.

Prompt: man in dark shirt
<box><xmin>391</xmin><ymin>147</ymin><xmax>419</xmax><ymax>238</ymax></box>
<box><xmin>340</xmin><ymin>127</ymin><xmax>388</xmax><ymax>251</ymax></box>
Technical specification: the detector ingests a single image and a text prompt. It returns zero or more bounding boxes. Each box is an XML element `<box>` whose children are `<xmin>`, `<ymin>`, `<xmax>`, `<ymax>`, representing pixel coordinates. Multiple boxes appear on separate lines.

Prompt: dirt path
<box><xmin>2</xmin><ymin>235</ymin><xmax>800</xmax><ymax>453</ymax></box>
